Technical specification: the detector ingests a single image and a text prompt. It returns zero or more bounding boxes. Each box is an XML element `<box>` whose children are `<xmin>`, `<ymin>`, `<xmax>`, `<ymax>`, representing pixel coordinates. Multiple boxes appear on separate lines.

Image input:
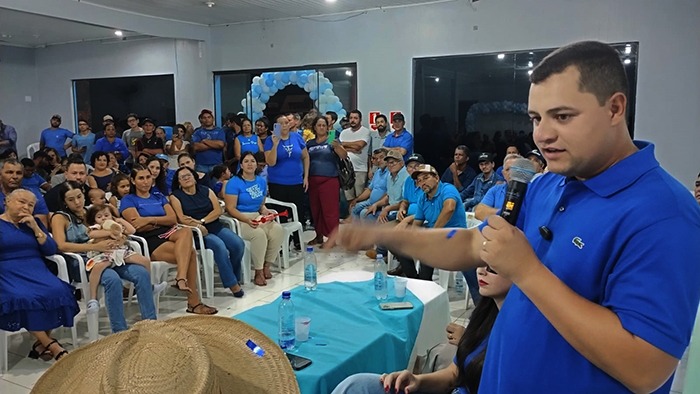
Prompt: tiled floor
<box><xmin>1</xmin><ymin>245</ymin><xmax>473</xmax><ymax>393</ymax></box>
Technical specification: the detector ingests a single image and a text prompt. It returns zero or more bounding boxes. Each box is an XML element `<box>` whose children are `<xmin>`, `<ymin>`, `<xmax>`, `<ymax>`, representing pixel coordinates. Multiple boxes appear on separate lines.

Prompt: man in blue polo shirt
<box><xmin>390</xmin><ymin>164</ymin><xmax>466</xmax><ymax>280</ymax></box>
<box><xmin>0</xmin><ymin>159</ymin><xmax>49</xmax><ymax>227</ymax></box>
<box><xmin>40</xmin><ymin>114</ymin><xmax>73</xmax><ymax>157</ymax></box>
<box><xmin>192</xmin><ymin>109</ymin><xmax>225</xmax><ymax>173</ymax></box>
<box><xmin>350</xmin><ymin>148</ymin><xmax>389</xmax><ymax>221</ymax></box>
<box><xmin>94</xmin><ymin>121</ymin><xmax>130</xmax><ymax>164</ymax></box>
<box><xmin>383</xmin><ymin>113</ymin><xmax>413</xmax><ymax>163</ymax></box>
<box><xmin>333</xmin><ymin>41</ymin><xmax>700</xmax><ymax>393</ymax></box>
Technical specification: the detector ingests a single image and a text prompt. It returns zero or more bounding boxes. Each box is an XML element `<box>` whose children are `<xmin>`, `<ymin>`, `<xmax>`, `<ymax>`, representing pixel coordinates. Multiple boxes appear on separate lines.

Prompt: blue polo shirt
<box><xmin>415</xmin><ymin>182</ymin><xmax>466</xmax><ymax>229</ymax></box>
<box><xmin>479</xmin><ymin>183</ymin><xmax>506</xmax><ymax>209</ymax></box>
<box><xmin>225</xmin><ymin>175</ymin><xmax>267</xmax><ymax>213</ymax></box>
<box><xmin>368</xmin><ymin>166</ymin><xmax>389</xmax><ymax>203</ymax></box>
<box><xmin>387</xmin><ymin>167</ymin><xmax>409</xmax><ymax>205</ymax></box>
<box><xmin>22</xmin><ymin>173</ymin><xmax>48</xmax><ymax>196</ymax></box>
<box><xmin>383</xmin><ymin>129</ymin><xmax>414</xmax><ymax>162</ymax></box>
<box><xmin>192</xmin><ymin>126</ymin><xmax>225</xmax><ymax>166</ymax></box>
<box><xmin>94</xmin><ymin>137</ymin><xmax>130</xmax><ymax>163</ymax></box>
<box><xmin>480</xmin><ymin>142</ymin><xmax>700</xmax><ymax>393</ymax></box>
<box><xmin>119</xmin><ymin>192</ymin><xmax>168</xmax><ymax>217</ymax></box>
<box><xmin>40</xmin><ymin>128</ymin><xmax>73</xmax><ymax>157</ymax></box>
<box><xmin>0</xmin><ymin>188</ymin><xmax>49</xmax><ymax>215</ymax></box>
<box><xmin>402</xmin><ymin>177</ymin><xmax>422</xmax><ymax>216</ymax></box>
<box><xmin>264</xmin><ymin>133</ymin><xmax>306</xmax><ymax>185</ymax></box>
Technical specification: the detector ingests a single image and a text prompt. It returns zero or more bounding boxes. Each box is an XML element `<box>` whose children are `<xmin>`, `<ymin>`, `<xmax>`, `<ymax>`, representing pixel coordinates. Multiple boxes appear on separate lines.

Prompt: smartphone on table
<box><xmin>286</xmin><ymin>353</ymin><xmax>312</xmax><ymax>371</ymax></box>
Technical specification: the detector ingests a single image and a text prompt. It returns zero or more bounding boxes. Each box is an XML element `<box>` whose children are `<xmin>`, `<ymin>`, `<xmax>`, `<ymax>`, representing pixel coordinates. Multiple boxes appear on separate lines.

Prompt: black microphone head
<box><xmin>509</xmin><ymin>158</ymin><xmax>537</xmax><ymax>183</ymax></box>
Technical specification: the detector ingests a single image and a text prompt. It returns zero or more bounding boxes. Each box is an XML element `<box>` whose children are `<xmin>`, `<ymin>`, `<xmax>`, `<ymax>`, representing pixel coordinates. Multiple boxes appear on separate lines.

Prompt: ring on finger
<box><xmin>482</xmin><ymin>240</ymin><xmax>487</xmax><ymax>247</ymax></box>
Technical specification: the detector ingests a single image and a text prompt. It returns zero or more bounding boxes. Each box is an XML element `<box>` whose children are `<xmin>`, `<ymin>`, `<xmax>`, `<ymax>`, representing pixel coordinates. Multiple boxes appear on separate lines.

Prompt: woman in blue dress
<box><xmin>233</xmin><ymin>118</ymin><xmax>263</xmax><ymax>162</ymax></box>
<box><xmin>0</xmin><ymin>189</ymin><xmax>77</xmax><ymax>361</ymax></box>
<box><xmin>332</xmin><ymin>267</ymin><xmax>512</xmax><ymax>394</ymax></box>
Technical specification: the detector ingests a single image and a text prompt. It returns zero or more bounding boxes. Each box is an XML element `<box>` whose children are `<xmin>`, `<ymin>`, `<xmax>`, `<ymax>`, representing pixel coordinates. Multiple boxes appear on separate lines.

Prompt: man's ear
<box><xmin>608</xmin><ymin>92</ymin><xmax>627</xmax><ymax>126</ymax></box>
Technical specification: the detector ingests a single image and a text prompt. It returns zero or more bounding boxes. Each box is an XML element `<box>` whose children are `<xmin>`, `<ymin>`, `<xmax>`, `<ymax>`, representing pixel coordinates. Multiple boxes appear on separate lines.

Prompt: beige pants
<box><xmin>344</xmin><ymin>171</ymin><xmax>368</xmax><ymax>200</ymax></box>
<box><xmin>238</xmin><ymin>212</ymin><xmax>286</xmax><ymax>270</ymax></box>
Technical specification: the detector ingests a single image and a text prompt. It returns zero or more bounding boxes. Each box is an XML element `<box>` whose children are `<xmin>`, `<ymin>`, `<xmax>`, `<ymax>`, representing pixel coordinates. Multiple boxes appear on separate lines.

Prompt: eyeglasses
<box><xmin>178</xmin><ymin>174</ymin><xmax>194</xmax><ymax>181</ymax></box>
<box><xmin>485</xmin><ymin>266</ymin><xmax>498</xmax><ymax>275</ymax></box>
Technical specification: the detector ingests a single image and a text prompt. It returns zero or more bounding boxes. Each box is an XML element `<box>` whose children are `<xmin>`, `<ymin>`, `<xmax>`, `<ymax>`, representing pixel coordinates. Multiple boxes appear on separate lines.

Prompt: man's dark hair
<box><xmin>32</xmin><ymin>150</ymin><xmax>49</xmax><ymax>161</ymax></box>
<box><xmin>66</xmin><ymin>156</ymin><xmax>87</xmax><ymax>170</ymax></box>
<box><xmin>456</xmin><ymin>144</ymin><xmax>470</xmax><ymax>156</ymax></box>
<box><xmin>126</xmin><ymin>113</ymin><xmax>139</xmax><ymax>121</ymax></box>
<box><xmin>530</xmin><ymin>41</ymin><xmax>628</xmax><ymax>105</ymax></box>
<box><xmin>349</xmin><ymin>109</ymin><xmax>362</xmax><ymax>120</ymax></box>
<box><xmin>20</xmin><ymin>158</ymin><xmax>35</xmax><ymax>168</ymax></box>
<box><xmin>325</xmin><ymin>111</ymin><xmax>338</xmax><ymax>122</ymax></box>
<box><xmin>376</xmin><ymin>114</ymin><xmax>388</xmax><ymax>123</ymax></box>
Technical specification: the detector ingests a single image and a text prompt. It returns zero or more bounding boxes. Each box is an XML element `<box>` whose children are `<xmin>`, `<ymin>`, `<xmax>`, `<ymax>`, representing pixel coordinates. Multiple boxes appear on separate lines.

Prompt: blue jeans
<box><xmin>196</xmin><ymin>163</ymin><xmax>217</xmax><ymax>174</ymax></box>
<box><xmin>204</xmin><ymin>227</ymin><xmax>245</xmax><ymax>288</ymax></box>
<box><xmin>352</xmin><ymin>200</ymin><xmax>374</xmax><ymax>219</ymax></box>
<box><xmin>101</xmin><ymin>264</ymin><xmax>156</xmax><ymax>333</ymax></box>
<box><xmin>331</xmin><ymin>373</ymin><xmax>433</xmax><ymax>394</ymax></box>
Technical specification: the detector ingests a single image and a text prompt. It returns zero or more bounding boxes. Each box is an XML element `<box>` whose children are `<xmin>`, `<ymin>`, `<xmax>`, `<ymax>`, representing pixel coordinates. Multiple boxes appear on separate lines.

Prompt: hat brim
<box><xmin>32</xmin><ymin>317</ymin><xmax>300</xmax><ymax>394</ymax></box>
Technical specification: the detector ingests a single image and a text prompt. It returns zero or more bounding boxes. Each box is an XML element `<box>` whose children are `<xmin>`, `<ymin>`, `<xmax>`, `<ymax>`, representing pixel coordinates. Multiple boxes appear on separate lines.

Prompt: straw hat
<box><xmin>32</xmin><ymin>316</ymin><xmax>300</xmax><ymax>394</ymax></box>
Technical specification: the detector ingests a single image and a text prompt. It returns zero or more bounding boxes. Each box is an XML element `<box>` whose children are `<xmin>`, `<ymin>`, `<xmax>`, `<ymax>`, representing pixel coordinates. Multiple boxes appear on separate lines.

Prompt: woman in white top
<box><xmin>165</xmin><ymin>124</ymin><xmax>190</xmax><ymax>169</ymax></box>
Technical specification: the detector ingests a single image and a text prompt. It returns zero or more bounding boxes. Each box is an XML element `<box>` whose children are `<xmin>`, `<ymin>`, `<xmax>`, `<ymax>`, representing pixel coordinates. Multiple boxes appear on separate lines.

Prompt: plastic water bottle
<box><xmin>455</xmin><ymin>271</ymin><xmax>466</xmax><ymax>297</ymax></box>
<box><xmin>374</xmin><ymin>254</ymin><xmax>388</xmax><ymax>300</ymax></box>
<box><xmin>304</xmin><ymin>246</ymin><xmax>317</xmax><ymax>291</ymax></box>
<box><xmin>278</xmin><ymin>291</ymin><xmax>296</xmax><ymax>350</ymax></box>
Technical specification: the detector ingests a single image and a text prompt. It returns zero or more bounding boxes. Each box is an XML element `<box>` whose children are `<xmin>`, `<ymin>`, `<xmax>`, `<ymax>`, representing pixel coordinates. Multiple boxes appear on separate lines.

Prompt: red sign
<box><xmin>389</xmin><ymin>111</ymin><xmax>403</xmax><ymax>123</ymax></box>
<box><xmin>368</xmin><ymin>111</ymin><xmax>380</xmax><ymax>130</ymax></box>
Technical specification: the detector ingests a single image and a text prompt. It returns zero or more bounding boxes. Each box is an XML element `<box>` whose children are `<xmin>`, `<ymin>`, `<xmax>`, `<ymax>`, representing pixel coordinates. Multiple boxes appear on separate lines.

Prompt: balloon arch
<box><xmin>241</xmin><ymin>70</ymin><xmax>346</xmax><ymax>129</ymax></box>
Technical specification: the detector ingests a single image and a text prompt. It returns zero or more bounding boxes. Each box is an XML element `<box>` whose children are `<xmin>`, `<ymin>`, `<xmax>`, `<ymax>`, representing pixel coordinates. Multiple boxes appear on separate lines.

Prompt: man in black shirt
<box><xmin>44</xmin><ymin>157</ymin><xmax>90</xmax><ymax>212</ymax></box>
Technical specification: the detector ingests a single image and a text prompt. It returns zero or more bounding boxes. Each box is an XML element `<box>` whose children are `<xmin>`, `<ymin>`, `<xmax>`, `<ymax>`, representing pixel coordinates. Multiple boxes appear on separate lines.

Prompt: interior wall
<box><xmin>0</xmin><ymin>45</ymin><xmax>40</xmax><ymax>156</ymax></box>
<box><xmin>208</xmin><ymin>0</ymin><xmax>700</xmax><ymax>186</ymax></box>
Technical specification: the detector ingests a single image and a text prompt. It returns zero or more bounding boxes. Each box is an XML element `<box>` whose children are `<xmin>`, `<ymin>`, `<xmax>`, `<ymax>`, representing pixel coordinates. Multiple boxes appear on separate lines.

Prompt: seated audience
<box><xmin>350</xmin><ymin>148</ymin><xmax>389</xmax><ymax>220</ymax></box>
<box><xmin>108</xmin><ymin>173</ymin><xmax>131</xmax><ymax>210</ymax></box>
<box><xmin>307</xmin><ymin>116</ymin><xmax>347</xmax><ymax>245</ymax></box>
<box><xmin>441</xmin><ymin>145</ymin><xmax>477</xmax><ymax>192</ymax></box>
<box><xmin>145</xmin><ymin>156</ymin><xmax>169</xmax><ymax>195</ymax></box>
<box><xmin>208</xmin><ymin>164</ymin><xmax>232</xmax><ymax>199</ymax></box>
<box><xmin>20</xmin><ymin>158</ymin><xmax>51</xmax><ymax>195</ymax></box>
<box><xmin>177</xmin><ymin>152</ymin><xmax>207</xmax><ymax>184</ymax></box>
<box><xmin>224</xmin><ymin>151</ymin><xmax>285</xmax><ymax>287</ymax></box>
<box><xmin>0</xmin><ymin>159</ymin><xmax>49</xmax><ymax>226</ymax></box>
<box><xmin>136</xmin><ymin>152</ymin><xmax>151</xmax><ymax>167</ymax></box>
<box><xmin>0</xmin><ymin>189</ymin><xmax>78</xmax><ymax>361</ymax></box>
<box><xmin>119</xmin><ymin>166</ymin><xmax>217</xmax><ymax>315</ymax></box>
<box><xmin>50</xmin><ymin>181</ymin><xmax>157</xmax><ymax>332</ymax></box>
<box><xmin>170</xmin><ymin>166</ymin><xmax>245</xmax><ymax>297</ymax></box>
<box><xmin>87</xmin><ymin>151</ymin><xmax>116</xmax><ymax>192</ymax></box>
<box><xmin>332</xmin><ymin>266</ymin><xmax>511</xmax><ymax>394</ymax></box>
<box><xmin>461</xmin><ymin>153</ymin><xmax>504</xmax><ymax>211</ymax></box>
<box><xmin>43</xmin><ymin>147</ymin><xmax>63</xmax><ymax>182</ymax></box>
<box><xmin>365</xmin><ymin>150</ymin><xmax>409</xmax><ymax>223</ymax></box>
<box><xmin>474</xmin><ymin>154</ymin><xmax>522</xmax><ymax>220</ymax></box>
<box><xmin>44</xmin><ymin>157</ymin><xmax>90</xmax><ymax>212</ymax></box>
<box><xmin>525</xmin><ymin>149</ymin><xmax>547</xmax><ymax>176</ymax></box>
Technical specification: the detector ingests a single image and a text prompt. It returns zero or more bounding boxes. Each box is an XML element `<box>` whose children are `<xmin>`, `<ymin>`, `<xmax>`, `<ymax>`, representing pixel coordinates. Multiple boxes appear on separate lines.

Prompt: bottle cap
<box><xmin>282</xmin><ymin>291</ymin><xmax>291</xmax><ymax>298</ymax></box>
<box><xmin>306</xmin><ymin>246</ymin><xmax>314</xmax><ymax>252</ymax></box>
<box><xmin>376</xmin><ymin>254</ymin><xmax>384</xmax><ymax>259</ymax></box>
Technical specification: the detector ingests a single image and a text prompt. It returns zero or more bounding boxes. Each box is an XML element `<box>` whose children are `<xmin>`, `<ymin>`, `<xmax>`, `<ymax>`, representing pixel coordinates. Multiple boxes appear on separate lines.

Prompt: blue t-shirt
<box><xmin>307</xmin><ymin>139</ymin><xmax>339</xmax><ymax>178</ymax></box>
<box><xmin>71</xmin><ymin>132</ymin><xmax>96</xmax><ymax>163</ymax></box>
<box><xmin>225</xmin><ymin>176</ymin><xmax>267</xmax><ymax>213</ymax></box>
<box><xmin>22</xmin><ymin>173</ymin><xmax>48</xmax><ymax>196</ymax></box>
<box><xmin>0</xmin><ymin>188</ymin><xmax>49</xmax><ymax>215</ymax></box>
<box><xmin>192</xmin><ymin>126</ymin><xmax>225</xmax><ymax>165</ymax></box>
<box><xmin>94</xmin><ymin>137</ymin><xmax>130</xmax><ymax>163</ymax></box>
<box><xmin>119</xmin><ymin>193</ymin><xmax>169</xmax><ymax>217</ymax></box>
<box><xmin>479</xmin><ymin>142</ymin><xmax>700</xmax><ymax>393</ymax></box>
<box><xmin>402</xmin><ymin>177</ymin><xmax>422</xmax><ymax>216</ymax></box>
<box><xmin>453</xmin><ymin>335</ymin><xmax>490</xmax><ymax>394</ymax></box>
<box><xmin>236</xmin><ymin>134</ymin><xmax>260</xmax><ymax>155</ymax></box>
<box><xmin>368</xmin><ymin>167</ymin><xmax>389</xmax><ymax>203</ymax></box>
<box><xmin>382</xmin><ymin>129</ymin><xmax>414</xmax><ymax>162</ymax></box>
<box><xmin>264</xmin><ymin>133</ymin><xmax>306</xmax><ymax>185</ymax></box>
<box><xmin>40</xmin><ymin>128</ymin><xmax>73</xmax><ymax>157</ymax></box>
<box><xmin>479</xmin><ymin>183</ymin><xmax>506</xmax><ymax>209</ymax></box>
<box><xmin>415</xmin><ymin>182</ymin><xmax>466</xmax><ymax>229</ymax></box>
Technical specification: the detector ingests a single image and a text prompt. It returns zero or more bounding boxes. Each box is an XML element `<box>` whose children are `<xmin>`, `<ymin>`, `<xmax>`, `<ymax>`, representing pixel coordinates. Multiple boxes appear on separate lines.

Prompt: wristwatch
<box><xmin>200</xmin><ymin>218</ymin><xmax>206</xmax><ymax>224</ymax></box>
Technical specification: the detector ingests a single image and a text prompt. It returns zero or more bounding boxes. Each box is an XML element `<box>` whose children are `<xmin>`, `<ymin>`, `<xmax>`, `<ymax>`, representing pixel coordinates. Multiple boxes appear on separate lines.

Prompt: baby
<box><xmin>85</xmin><ymin>204</ymin><xmax>167</xmax><ymax>314</ymax></box>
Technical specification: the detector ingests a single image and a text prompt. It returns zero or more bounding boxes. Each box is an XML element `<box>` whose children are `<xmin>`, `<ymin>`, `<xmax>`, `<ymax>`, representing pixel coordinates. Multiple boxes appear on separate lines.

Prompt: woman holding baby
<box><xmin>50</xmin><ymin>181</ymin><xmax>159</xmax><ymax>333</ymax></box>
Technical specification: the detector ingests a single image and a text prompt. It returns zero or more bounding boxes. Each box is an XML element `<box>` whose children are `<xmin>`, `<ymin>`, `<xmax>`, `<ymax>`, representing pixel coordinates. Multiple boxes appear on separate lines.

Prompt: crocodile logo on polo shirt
<box><xmin>572</xmin><ymin>236</ymin><xmax>585</xmax><ymax>250</ymax></box>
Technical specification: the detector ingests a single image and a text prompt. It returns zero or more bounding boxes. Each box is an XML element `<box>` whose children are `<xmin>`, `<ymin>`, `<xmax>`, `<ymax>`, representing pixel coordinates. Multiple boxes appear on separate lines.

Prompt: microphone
<box><xmin>500</xmin><ymin>158</ymin><xmax>537</xmax><ymax>225</ymax></box>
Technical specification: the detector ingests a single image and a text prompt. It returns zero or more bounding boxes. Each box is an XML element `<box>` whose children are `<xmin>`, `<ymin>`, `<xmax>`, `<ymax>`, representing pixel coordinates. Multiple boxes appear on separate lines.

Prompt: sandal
<box><xmin>54</xmin><ymin>350</ymin><xmax>69</xmax><ymax>360</ymax></box>
<box><xmin>171</xmin><ymin>278</ymin><xmax>192</xmax><ymax>294</ymax></box>
<box><xmin>28</xmin><ymin>341</ymin><xmax>53</xmax><ymax>361</ymax></box>
<box><xmin>186</xmin><ymin>303</ymin><xmax>218</xmax><ymax>315</ymax></box>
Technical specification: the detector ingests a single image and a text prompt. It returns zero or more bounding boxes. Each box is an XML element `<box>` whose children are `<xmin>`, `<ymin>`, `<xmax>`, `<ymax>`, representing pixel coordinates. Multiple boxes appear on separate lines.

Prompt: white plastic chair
<box><xmin>1</xmin><ymin>255</ymin><xmax>78</xmax><ymax>375</ymax></box>
<box><xmin>220</xmin><ymin>216</ymin><xmax>251</xmax><ymax>285</ymax></box>
<box><xmin>183</xmin><ymin>225</ymin><xmax>212</xmax><ymax>299</ymax></box>
<box><xmin>266</xmin><ymin>197</ymin><xmax>304</xmax><ymax>269</ymax></box>
<box><xmin>26</xmin><ymin>142</ymin><xmax>40</xmax><ymax>159</ymax></box>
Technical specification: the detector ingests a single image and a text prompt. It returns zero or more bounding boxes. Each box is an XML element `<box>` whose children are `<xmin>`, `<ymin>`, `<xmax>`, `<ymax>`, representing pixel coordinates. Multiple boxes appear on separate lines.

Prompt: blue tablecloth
<box><xmin>235</xmin><ymin>278</ymin><xmax>424</xmax><ymax>394</ymax></box>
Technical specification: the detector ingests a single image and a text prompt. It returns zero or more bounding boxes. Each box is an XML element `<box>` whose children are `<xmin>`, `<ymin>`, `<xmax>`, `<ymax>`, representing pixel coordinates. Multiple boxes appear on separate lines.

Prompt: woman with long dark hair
<box><xmin>332</xmin><ymin>267</ymin><xmax>511</xmax><ymax>394</ymax></box>
<box><xmin>233</xmin><ymin>118</ymin><xmax>263</xmax><ymax>162</ymax></box>
<box><xmin>145</xmin><ymin>156</ymin><xmax>168</xmax><ymax>195</ymax></box>
<box><xmin>255</xmin><ymin>117</ymin><xmax>272</xmax><ymax>147</ymax></box>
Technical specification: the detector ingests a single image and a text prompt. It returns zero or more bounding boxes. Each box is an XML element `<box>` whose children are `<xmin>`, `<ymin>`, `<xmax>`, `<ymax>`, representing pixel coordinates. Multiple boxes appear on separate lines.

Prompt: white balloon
<box><xmin>262</xmin><ymin>85</ymin><xmax>270</xmax><ymax>93</ymax></box>
<box><xmin>289</xmin><ymin>73</ymin><xmax>298</xmax><ymax>82</ymax></box>
<box><xmin>253</xmin><ymin>76</ymin><xmax>261</xmax><ymax>84</ymax></box>
<box><xmin>304</xmin><ymin>83</ymin><xmax>311</xmax><ymax>93</ymax></box>
<box><xmin>241</xmin><ymin>99</ymin><xmax>247</xmax><ymax>107</ymax></box>
<box><xmin>323</xmin><ymin>89</ymin><xmax>333</xmax><ymax>96</ymax></box>
<box><xmin>258</xmin><ymin>78</ymin><xmax>267</xmax><ymax>86</ymax></box>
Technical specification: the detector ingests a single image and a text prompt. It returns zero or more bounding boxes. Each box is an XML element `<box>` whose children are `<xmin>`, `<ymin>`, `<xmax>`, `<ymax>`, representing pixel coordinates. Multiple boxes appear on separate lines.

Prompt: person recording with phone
<box><xmin>330</xmin><ymin>41</ymin><xmax>700</xmax><ymax>393</ymax></box>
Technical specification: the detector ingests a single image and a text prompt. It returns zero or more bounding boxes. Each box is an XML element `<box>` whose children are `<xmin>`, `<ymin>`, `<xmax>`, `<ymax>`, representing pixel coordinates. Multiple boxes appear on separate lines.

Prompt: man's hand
<box><xmin>377</xmin><ymin>208</ymin><xmax>390</xmax><ymax>223</ymax></box>
<box><xmin>480</xmin><ymin>215</ymin><xmax>540</xmax><ymax>283</ymax></box>
<box><xmin>366</xmin><ymin>203</ymin><xmax>379</xmax><ymax>215</ymax></box>
<box><xmin>446</xmin><ymin>322</ymin><xmax>465</xmax><ymax>346</ymax></box>
<box><xmin>449</xmin><ymin>162</ymin><xmax>458</xmax><ymax>174</ymax></box>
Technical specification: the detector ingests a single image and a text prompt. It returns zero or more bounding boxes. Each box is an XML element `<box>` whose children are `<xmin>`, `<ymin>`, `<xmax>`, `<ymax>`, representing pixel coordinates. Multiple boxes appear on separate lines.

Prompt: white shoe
<box><xmin>153</xmin><ymin>281</ymin><xmax>168</xmax><ymax>296</ymax></box>
<box><xmin>86</xmin><ymin>299</ymin><xmax>99</xmax><ymax>314</ymax></box>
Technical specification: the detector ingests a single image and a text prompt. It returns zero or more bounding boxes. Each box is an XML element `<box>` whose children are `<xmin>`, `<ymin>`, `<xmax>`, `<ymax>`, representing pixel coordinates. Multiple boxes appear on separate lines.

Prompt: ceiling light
<box><xmin>205</xmin><ymin>1</ymin><xmax>215</xmax><ymax>7</ymax></box>
<box><xmin>345</xmin><ymin>70</ymin><xmax>353</xmax><ymax>77</ymax></box>
<box><xmin>527</xmin><ymin>61</ymin><xmax>533</xmax><ymax>68</ymax></box>
<box><xmin>624</xmin><ymin>45</ymin><xmax>631</xmax><ymax>54</ymax></box>
<box><xmin>623</xmin><ymin>58</ymin><xmax>631</xmax><ymax>65</ymax></box>
<box><xmin>114</xmin><ymin>30</ymin><xmax>123</xmax><ymax>37</ymax></box>
<box><xmin>527</xmin><ymin>70</ymin><xmax>533</xmax><ymax>75</ymax></box>
<box><xmin>497</xmin><ymin>53</ymin><xmax>505</xmax><ymax>60</ymax></box>
<box><xmin>529</xmin><ymin>52</ymin><xmax>534</xmax><ymax>55</ymax></box>
<box><xmin>434</xmin><ymin>77</ymin><xmax>440</xmax><ymax>83</ymax></box>
<box><xmin>326</xmin><ymin>0</ymin><xmax>337</xmax><ymax>2</ymax></box>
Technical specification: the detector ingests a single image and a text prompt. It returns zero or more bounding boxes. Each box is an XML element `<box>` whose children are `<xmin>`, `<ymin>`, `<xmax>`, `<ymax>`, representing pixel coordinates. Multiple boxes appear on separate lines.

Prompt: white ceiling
<box><xmin>0</xmin><ymin>8</ymin><xmax>142</xmax><ymax>47</ymax></box>
<box><xmin>81</xmin><ymin>0</ymin><xmax>446</xmax><ymax>26</ymax></box>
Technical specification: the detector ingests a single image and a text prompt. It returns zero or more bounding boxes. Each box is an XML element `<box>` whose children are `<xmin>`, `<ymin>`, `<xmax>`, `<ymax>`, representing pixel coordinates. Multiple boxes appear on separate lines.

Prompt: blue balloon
<box><xmin>281</xmin><ymin>72</ymin><xmax>290</xmax><ymax>84</ymax></box>
<box><xmin>320</xmin><ymin>82</ymin><xmax>332</xmax><ymax>91</ymax></box>
<box><xmin>252</xmin><ymin>85</ymin><xmax>262</xmax><ymax>95</ymax></box>
<box><xmin>260</xmin><ymin>93</ymin><xmax>270</xmax><ymax>102</ymax></box>
<box><xmin>275</xmin><ymin>80</ymin><xmax>286</xmax><ymax>89</ymax></box>
<box><xmin>310</xmin><ymin>90</ymin><xmax>319</xmax><ymax>100</ymax></box>
<box><xmin>265</xmin><ymin>78</ymin><xmax>274</xmax><ymax>87</ymax></box>
<box><xmin>299</xmin><ymin>74</ymin><xmax>309</xmax><ymax>85</ymax></box>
